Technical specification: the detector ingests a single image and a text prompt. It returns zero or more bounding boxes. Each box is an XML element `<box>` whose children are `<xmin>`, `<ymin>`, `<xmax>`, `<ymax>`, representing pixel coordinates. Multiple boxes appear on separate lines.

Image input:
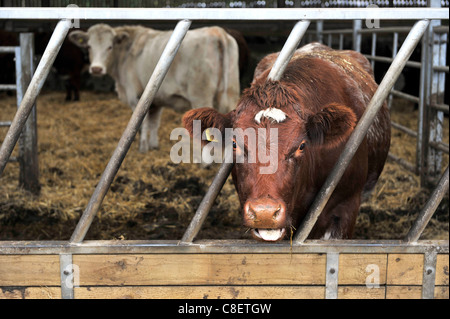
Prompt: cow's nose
<box><xmin>243</xmin><ymin>197</ymin><xmax>286</xmax><ymax>229</ymax></box>
<box><xmin>90</xmin><ymin>66</ymin><xmax>103</xmax><ymax>75</ymax></box>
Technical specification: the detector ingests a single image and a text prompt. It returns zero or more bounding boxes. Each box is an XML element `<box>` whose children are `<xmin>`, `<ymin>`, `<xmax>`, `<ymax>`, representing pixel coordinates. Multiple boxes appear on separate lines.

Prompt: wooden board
<box><xmin>0</xmin><ymin>253</ymin><xmax>448</xmax><ymax>299</ymax></box>
<box><xmin>73</xmin><ymin>254</ymin><xmax>327</xmax><ymax>286</ymax></box>
<box><xmin>0</xmin><ymin>255</ymin><xmax>60</xmax><ymax>286</ymax></box>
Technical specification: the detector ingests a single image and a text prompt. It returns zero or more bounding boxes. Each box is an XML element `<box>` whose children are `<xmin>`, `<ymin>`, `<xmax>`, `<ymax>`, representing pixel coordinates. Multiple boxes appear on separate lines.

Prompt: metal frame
<box><xmin>0</xmin><ymin>33</ymin><xmax>39</xmax><ymax>191</ymax></box>
<box><xmin>304</xmin><ymin>18</ymin><xmax>449</xmax><ymax>184</ymax></box>
<box><xmin>0</xmin><ymin>7</ymin><xmax>447</xmax><ymax>20</ymax></box>
<box><xmin>0</xmin><ymin>7</ymin><xmax>448</xmax><ymax>299</ymax></box>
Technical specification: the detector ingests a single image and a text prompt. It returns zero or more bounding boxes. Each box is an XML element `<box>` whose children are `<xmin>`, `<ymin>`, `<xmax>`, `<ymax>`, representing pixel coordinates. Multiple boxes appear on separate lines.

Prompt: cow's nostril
<box><xmin>248</xmin><ymin>205</ymin><xmax>256</xmax><ymax>220</ymax></box>
<box><xmin>273</xmin><ymin>205</ymin><xmax>281</xmax><ymax>219</ymax></box>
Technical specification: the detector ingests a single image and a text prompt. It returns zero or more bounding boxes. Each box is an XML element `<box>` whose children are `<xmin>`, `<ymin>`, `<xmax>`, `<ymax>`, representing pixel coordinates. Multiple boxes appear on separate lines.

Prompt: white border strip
<box><xmin>0</xmin><ymin>8</ymin><xmax>448</xmax><ymax>21</ymax></box>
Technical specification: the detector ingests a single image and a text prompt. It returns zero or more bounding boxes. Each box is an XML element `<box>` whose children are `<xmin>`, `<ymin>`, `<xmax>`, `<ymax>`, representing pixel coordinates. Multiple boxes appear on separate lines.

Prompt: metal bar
<box><xmin>0</xmin><ymin>84</ymin><xmax>17</xmax><ymax>90</ymax></box>
<box><xmin>0</xmin><ymin>240</ymin><xmax>447</xmax><ymax>255</ymax></box>
<box><xmin>0</xmin><ymin>19</ymin><xmax>71</xmax><ymax>176</ymax></box>
<box><xmin>418</xmin><ymin>19</ymin><xmax>431</xmax><ymax>182</ymax></box>
<box><xmin>180</xmin><ymin>20</ymin><xmax>311</xmax><ymax>244</ymax></box>
<box><xmin>422</xmin><ymin>251</ymin><xmax>438</xmax><ymax>299</ymax></box>
<box><xmin>59</xmin><ymin>254</ymin><xmax>74</xmax><ymax>299</ymax></box>
<box><xmin>268</xmin><ymin>20</ymin><xmax>310</xmax><ymax>81</ymax></box>
<box><xmin>339</xmin><ymin>33</ymin><xmax>344</xmax><ymax>50</ymax></box>
<box><xmin>364</xmin><ymin>55</ymin><xmax>422</xmax><ymax>69</ymax></box>
<box><xmin>0</xmin><ymin>122</ymin><xmax>12</xmax><ymax>127</ymax></box>
<box><xmin>404</xmin><ymin>166</ymin><xmax>449</xmax><ymax>244</ymax></box>
<box><xmin>358</xmin><ymin>26</ymin><xmax>413</xmax><ymax>34</ymax></box>
<box><xmin>433</xmin><ymin>65</ymin><xmax>448</xmax><ymax>73</ymax></box>
<box><xmin>325</xmin><ymin>252</ymin><xmax>339</xmax><ymax>299</ymax></box>
<box><xmin>433</xmin><ymin>26</ymin><xmax>449</xmax><ymax>34</ymax></box>
<box><xmin>430</xmin><ymin>103</ymin><xmax>449</xmax><ymax>113</ymax></box>
<box><xmin>321</xmin><ymin>29</ymin><xmax>352</xmax><ymax>35</ymax></box>
<box><xmin>388</xmin><ymin>32</ymin><xmax>399</xmax><ymax>109</ymax></box>
<box><xmin>180</xmin><ymin>154</ymin><xmax>234</xmax><ymax>243</ymax></box>
<box><xmin>427</xmin><ymin>25</ymin><xmax>445</xmax><ymax>181</ymax></box>
<box><xmin>69</xmin><ymin>19</ymin><xmax>192</xmax><ymax>244</ymax></box>
<box><xmin>429</xmin><ymin>141</ymin><xmax>449</xmax><ymax>154</ymax></box>
<box><xmin>388</xmin><ymin>153</ymin><xmax>416</xmax><ymax>173</ymax></box>
<box><xmin>391</xmin><ymin>121</ymin><xmax>418</xmax><ymax>138</ymax></box>
<box><xmin>370</xmin><ymin>33</ymin><xmax>376</xmax><ymax>71</ymax></box>
<box><xmin>0</xmin><ymin>46</ymin><xmax>17</xmax><ymax>53</ymax></box>
<box><xmin>0</xmin><ymin>8</ymin><xmax>447</xmax><ymax>21</ymax></box>
<box><xmin>391</xmin><ymin>89</ymin><xmax>420</xmax><ymax>104</ymax></box>
<box><xmin>353</xmin><ymin>20</ymin><xmax>362</xmax><ymax>52</ymax></box>
<box><xmin>17</xmin><ymin>33</ymin><xmax>40</xmax><ymax>195</ymax></box>
<box><xmin>294</xmin><ymin>20</ymin><xmax>430</xmax><ymax>244</ymax></box>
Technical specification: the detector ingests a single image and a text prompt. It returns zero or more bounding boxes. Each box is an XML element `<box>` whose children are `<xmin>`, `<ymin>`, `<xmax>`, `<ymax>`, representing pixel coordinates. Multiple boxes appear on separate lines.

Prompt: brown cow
<box><xmin>183</xmin><ymin>43</ymin><xmax>391</xmax><ymax>241</ymax></box>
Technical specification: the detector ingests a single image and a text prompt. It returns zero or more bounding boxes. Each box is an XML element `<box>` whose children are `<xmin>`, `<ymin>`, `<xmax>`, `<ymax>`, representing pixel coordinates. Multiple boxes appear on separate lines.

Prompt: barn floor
<box><xmin>0</xmin><ymin>91</ymin><xmax>448</xmax><ymax>241</ymax></box>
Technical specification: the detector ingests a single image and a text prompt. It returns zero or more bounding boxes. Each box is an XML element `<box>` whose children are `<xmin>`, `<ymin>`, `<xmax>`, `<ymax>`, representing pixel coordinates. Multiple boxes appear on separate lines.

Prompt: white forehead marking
<box><xmin>254</xmin><ymin>108</ymin><xmax>287</xmax><ymax>124</ymax></box>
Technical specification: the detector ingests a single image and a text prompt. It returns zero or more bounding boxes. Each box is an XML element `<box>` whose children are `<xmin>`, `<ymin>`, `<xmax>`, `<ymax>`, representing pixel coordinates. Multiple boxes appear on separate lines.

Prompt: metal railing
<box><xmin>303</xmin><ymin>16</ymin><xmax>449</xmax><ymax>186</ymax></box>
<box><xmin>0</xmin><ymin>7</ymin><xmax>448</xmax><ymax>299</ymax></box>
<box><xmin>0</xmin><ymin>34</ymin><xmax>39</xmax><ymax>191</ymax></box>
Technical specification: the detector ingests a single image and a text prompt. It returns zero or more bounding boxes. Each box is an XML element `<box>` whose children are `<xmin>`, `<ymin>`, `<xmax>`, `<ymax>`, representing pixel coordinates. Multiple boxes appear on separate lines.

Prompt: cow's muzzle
<box><xmin>243</xmin><ymin>197</ymin><xmax>287</xmax><ymax>242</ymax></box>
<box><xmin>90</xmin><ymin>65</ymin><xmax>106</xmax><ymax>76</ymax></box>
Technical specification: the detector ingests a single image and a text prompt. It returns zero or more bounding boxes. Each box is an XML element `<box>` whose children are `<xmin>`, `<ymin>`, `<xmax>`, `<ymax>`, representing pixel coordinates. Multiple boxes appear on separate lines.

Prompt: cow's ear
<box><xmin>306</xmin><ymin>103</ymin><xmax>357</xmax><ymax>147</ymax></box>
<box><xmin>114</xmin><ymin>31</ymin><xmax>129</xmax><ymax>46</ymax></box>
<box><xmin>183</xmin><ymin>108</ymin><xmax>234</xmax><ymax>144</ymax></box>
<box><xmin>69</xmin><ymin>31</ymin><xmax>89</xmax><ymax>48</ymax></box>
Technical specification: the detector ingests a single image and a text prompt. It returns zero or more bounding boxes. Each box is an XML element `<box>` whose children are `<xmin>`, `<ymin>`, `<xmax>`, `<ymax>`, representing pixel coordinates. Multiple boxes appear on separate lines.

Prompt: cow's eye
<box><xmin>299</xmin><ymin>142</ymin><xmax>306</xmax><ymax>151</ymax></box>
<box><xmin>293</xmin><ymin>141</ymin><xmax>307</xmax><ymax>158</ymax></box>
<box><xmin>107</xmin><ymin>46</ymin><xmax>112</xmax><ymax>50</ymax></box>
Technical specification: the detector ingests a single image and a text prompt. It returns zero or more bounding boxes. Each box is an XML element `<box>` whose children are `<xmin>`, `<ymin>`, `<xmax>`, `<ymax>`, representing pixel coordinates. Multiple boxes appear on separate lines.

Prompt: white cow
<box><xmin>70</xmin><ymin>24</ymin><xmax>240</xmax><ymax>152</ymax></box>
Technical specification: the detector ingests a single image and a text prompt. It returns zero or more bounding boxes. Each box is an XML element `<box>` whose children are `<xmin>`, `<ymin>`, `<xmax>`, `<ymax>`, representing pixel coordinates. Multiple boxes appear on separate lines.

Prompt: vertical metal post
<box><xmin>421</xmin><ymin>250</ymin><xmax>438</xmax><ymax>299</ymax></box>
<box><xmin>418</xmin><ymin>24</ymin><xmax>429</xmax><ymax>178</ymax></box>
<box><xmin>353</xmin><ymin>20</ymin><xmax>362</xmax><ymax>52</ymax></box>
<box><xmin>427</xmin><ymin>28</ymin><xmax>445</xmax><ymax>183</ymax></box>
<box><xmin>59</xmin><ymin>253</ymin><xmax>75</xmax><ymax>299</ymax></box>
<box><xmin>69</xmin><ymin>19</ymin><xmax>192</xmax><ymax>244</ymax></box>
<box><xmin>316</xmin><ymin>20</ymin><xmax>323</xmax><ymax>44</ymax></box>
<box><xmin>370</xmin><ymin>32</ymin><xmax>377</xmax><ymax>70</ymax></box>
<box><xmin>180</xmin><ymin>20</ymin><xmax>311</xmax><ymax>244</ymax></box>
<box><xmin>419</xmin><ymin>0</ymin><xmax>442</xmax><ymax>186</ymax></box>
<box><xmin>16</xmin><ymin>33</ymin><xmax>40</xmax><ymax>195</ymax></box>
<box><xmin>388</xmin><ymin>31</ymin><xmax>398</xmax><ymax>110</ymax></box>
<box><xmin>325</xmin><ymin>252</ymin><xmax>339</xmax><ymax>299</ymax></box>
<box><xmin>294</xmin><ymin>20</ymin><xmax>430</xmax><ymax>244</ymax></box>
<box><xmin>0</xmin><ymin>19</ymin><xmax>71</xmax><ymax>176</ymax></box>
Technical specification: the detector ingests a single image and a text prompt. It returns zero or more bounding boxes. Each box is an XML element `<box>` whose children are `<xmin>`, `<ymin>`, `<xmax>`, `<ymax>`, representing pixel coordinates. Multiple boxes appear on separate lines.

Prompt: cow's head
<box><xmin>69</xmin><ymin>24</ymin><xmax>129</xmax><ymax>76</ymax></box>
<box><xmin>183</xmin><ymin>77</ymin><xmax>357</xmax><ymax>242</ymax></box>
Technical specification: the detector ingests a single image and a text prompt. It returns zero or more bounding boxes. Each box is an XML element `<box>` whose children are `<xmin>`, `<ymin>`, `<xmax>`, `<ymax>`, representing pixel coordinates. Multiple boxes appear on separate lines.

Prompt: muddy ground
<box><xmin>0</xmin><ymin>89</ymin><xmax>448</xmax><ymax>241</ymax></box>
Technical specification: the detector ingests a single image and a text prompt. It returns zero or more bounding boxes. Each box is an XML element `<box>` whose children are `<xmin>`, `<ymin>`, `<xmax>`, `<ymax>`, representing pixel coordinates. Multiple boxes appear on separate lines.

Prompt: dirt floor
<box><xmin>0</xmin><ymin>90</ymin><xmax>448</xmax><ymax>241</ymax></box>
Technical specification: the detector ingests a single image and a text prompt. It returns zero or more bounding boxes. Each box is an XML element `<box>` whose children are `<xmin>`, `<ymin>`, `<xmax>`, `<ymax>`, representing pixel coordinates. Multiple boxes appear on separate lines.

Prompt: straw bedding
<box><xmin>0</xmin><ymin>91</ymin><xmax>448</xmax><ymax>241</ymax></box>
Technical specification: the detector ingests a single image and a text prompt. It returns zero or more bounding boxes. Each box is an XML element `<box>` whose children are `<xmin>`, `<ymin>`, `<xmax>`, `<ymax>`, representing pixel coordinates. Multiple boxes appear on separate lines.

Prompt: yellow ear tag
<box><xmin>205</xmin><ymin>128</ymin><xmax>218</xmax><ymax>142</ymax></box>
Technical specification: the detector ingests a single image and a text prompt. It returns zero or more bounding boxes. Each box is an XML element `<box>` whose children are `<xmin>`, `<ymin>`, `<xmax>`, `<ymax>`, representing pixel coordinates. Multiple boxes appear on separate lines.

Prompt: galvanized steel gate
<box><xmin>0</xmin><ymin>33</ymin><xmax>40</xmax><ymax>194</ymax></box>
<box><xmin>0</xmin><ymin>7</ymin><xmax>448</xmax><ymax>299</ymax></box>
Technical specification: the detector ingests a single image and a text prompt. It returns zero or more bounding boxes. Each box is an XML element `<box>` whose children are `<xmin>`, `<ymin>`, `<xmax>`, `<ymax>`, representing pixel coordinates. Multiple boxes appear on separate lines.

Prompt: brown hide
<box><xmin>183</xmin><ymin>43</ymin><xmax>391</xmax><ymax>241</ymax></box>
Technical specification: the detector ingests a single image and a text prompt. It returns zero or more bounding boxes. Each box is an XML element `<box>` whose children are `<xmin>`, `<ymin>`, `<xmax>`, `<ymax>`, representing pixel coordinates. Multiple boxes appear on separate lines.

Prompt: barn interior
<box><xmin>0</xmin><ymin>0</ymin><xmax>448</xmax><ymax>242</ymax></box>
